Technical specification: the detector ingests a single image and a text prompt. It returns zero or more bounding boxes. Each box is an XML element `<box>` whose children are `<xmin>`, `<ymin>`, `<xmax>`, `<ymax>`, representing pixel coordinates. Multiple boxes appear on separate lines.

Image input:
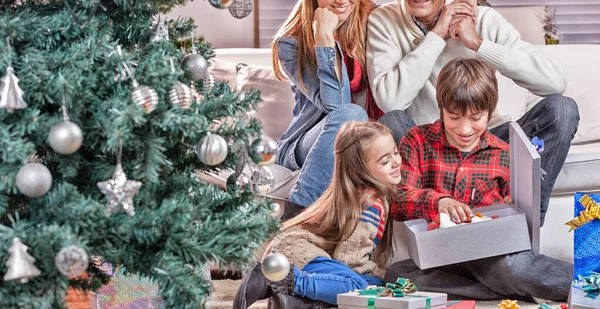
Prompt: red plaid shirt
<box><xmin>392</xmin><ymin>120</ymin><xmax>511</xmax><ymax>222</ymax></box>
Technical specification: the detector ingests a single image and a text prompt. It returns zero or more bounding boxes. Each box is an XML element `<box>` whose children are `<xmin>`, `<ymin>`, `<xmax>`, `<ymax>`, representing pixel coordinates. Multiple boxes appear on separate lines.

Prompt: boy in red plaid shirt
<box><xmin>385</xmin><ymin>58</ymin><xmax>572</xmax><ymax>302</ymax></box>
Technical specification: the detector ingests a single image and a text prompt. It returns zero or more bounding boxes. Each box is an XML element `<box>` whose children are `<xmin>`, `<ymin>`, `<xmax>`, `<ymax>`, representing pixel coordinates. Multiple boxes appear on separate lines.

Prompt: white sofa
<box><xmin>207</xmin><ymin>8</ymin><xmax>600</xmax><ymax>264</ymax></box>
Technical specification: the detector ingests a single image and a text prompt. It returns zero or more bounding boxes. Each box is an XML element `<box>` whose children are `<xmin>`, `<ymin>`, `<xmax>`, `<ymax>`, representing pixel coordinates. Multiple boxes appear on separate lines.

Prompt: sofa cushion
<box><xmin>490</xmin><ymin>72</ymin><xmax>530</xmax><ymax>129</ymax></box>
<box><xmin>209</xmin><ymin>58</ymin><xmax>295</xmax><ymax>141</ymax></box>
<box><xmin>528</xmin><ymin>45</ymin><xmax>600</xmax><ymax>145</ymax></box>
<box><xmin>235</xmin><ymin>63</ymin><xmax>295</xmax><ymax>141</ymax></box>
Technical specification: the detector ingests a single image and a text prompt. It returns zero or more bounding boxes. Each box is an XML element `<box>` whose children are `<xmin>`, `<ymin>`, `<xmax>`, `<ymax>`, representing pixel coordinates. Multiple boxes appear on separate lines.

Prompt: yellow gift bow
<box><xmin>565</xmin><ymin>194</ymin><xmax>600</xmax><ymax>232</ymax></box>
<box><xmin>497</xmin><ymin>299</ymin><xmax>520</xmax><ymax>309</ymax></box>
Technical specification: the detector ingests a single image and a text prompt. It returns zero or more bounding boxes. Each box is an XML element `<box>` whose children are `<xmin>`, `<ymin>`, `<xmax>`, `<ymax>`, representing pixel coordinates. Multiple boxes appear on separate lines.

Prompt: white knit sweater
<box><xmin>366</xmin><ymin>2</ymin><xmax>566</xmax><ymax>126</ymax></box>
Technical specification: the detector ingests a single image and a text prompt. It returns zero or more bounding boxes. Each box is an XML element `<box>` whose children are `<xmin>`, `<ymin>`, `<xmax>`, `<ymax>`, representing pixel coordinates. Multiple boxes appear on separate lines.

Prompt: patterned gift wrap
<box><xmin>570</xmin><ymin>193</ymin><xmax>600</xmax><ymax>279</ymax></box>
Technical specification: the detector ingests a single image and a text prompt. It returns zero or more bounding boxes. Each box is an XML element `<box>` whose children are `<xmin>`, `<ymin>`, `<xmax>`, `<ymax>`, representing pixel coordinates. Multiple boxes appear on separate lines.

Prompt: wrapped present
<box><xmin>446</xmin><ymin>300</ymin><xmax>476</xmax><ymax>309</ymax></box>
<box><xmin>90</xmin><ymin>265</ymin><xmax>164</xmax><ymax>309</ymax></box>
<box><xmin>568</xmin><ymin>272</ymin><xmax>600</xmax><ymax>309</ymax></box>
<box><xmin>337</xmin><ymin>278</ymin><xmax>447</xmax><ymax>309</ymax></box>
<box><xmin>566</xmin><ymin>193</ymin><xmax>600</xmax><ymax>278</ymax></box>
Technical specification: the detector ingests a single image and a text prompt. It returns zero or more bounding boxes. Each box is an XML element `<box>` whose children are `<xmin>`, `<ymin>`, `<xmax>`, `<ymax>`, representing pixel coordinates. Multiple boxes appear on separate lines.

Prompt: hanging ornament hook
<box><xmin>61</xmin><ymin>95</ymin><xmax>70</xmax><ymax>122</ymax></box>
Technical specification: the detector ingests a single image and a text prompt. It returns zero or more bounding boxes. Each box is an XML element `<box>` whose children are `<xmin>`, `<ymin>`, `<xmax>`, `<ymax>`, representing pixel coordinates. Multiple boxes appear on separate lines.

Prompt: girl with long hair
<box><xmin>272</xmin><ymin>0</ymin><xmax>380</xmax><ymax>213</ymax></box>
<box><xmin>234</xmin><ymin>121</ymin><xmax>402</xmax><ymax>309</ymax></box>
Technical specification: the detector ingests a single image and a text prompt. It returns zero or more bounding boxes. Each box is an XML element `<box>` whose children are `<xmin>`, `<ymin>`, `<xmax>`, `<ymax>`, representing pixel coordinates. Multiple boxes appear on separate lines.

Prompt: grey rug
<box><xmin>206</xmin><ymin>279</ymin><xmax>563</xmax><ymax>309</ymax></box>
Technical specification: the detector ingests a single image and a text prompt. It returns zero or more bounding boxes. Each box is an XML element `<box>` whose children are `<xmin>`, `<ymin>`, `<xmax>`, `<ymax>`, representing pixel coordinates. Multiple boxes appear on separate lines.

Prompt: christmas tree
<box><xmin>0</xmin><ymin>1</ymin><xmax>279</xmax><ymax>308</ymax></box>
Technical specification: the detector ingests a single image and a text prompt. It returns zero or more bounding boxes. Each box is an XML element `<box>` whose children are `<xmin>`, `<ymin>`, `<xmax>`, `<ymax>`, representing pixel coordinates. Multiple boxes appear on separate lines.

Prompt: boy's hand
<box><xmin>313</xmin><ymin>7</ymin><xmax>338</xmax><ymax>47</ymax></box>
<box><xmin>438</xmin><ymin>197</ymin><xmax>474</xmax><ymax>223</ymax></box>
<box><xmin>504</xmin><ymin>196</ymin><xmax>513</xmax><ymax>204</ymax></box>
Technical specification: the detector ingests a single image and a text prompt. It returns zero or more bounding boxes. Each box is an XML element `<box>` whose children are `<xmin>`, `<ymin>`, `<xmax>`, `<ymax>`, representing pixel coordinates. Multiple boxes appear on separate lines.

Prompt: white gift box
<box><xmin>403</xmin><ymin>122</ymin><xmax>542</xmax><ymax>269</ymax></box>
<box><xmin>568</xmin><ymin>283</ymin><xmax>600</xmax><ymax>309</ymax></box>
<box><xmin>337</xmin><ymin>291</ymin><xmax>447</xmax><ymax>309</ymax></box>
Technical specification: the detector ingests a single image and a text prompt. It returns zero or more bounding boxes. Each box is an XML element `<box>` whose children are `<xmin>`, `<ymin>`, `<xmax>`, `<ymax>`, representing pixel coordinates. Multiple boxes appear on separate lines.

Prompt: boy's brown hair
<box><xmin>436</xmin><ymin>58</ymin><xmax>498</xmax><ymax>121</ymax></box>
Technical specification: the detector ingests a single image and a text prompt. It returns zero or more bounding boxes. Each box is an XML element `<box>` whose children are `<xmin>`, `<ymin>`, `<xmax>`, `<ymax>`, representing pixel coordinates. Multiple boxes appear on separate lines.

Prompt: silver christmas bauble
<box><xmin>248</xmin><ymin>137</ymin><xmax>277</xmax><ymax>166</ymax></box>
<box><xmin>250</xmin><ymin>166</ymin><xmax>275</xmax><ymax>195</ymax></box>
<box><xmin>16</xmin><ymin>163</ymin><xmax>53</xmax><ymax>198</ymax></box>
<box><xmin>48</xmin><ymin>120</ymin><xmax>83</xmax><ymax>155</ymax></box>
<box><xmin>195</xmin><ymin>133</ymin><xmax>228</xmax><ymax>166</ymax></box>
<box><xmin>270</xmin><ymin>202</ymin><xmax>281</xmax><ymax>218</ymax></box>
<box><xmin>181</xmin><ymin>54</ymin><xmax>208</xmax><ymax>81</ymax></box>
<box><xmin>169</xmin><ymin>82</ymin><xmax>193</xmax><ymax>109</ymax></box>
<box><xmin>209</xmin><ymin>0</ymin><xmax>234</xmax><ymax>9</ymax></box>
<box><xmin>55</xmin><ymin>245</ymin><xmax>89</xmax><ymax>278</ymax></box>
<box><xmin>229</xmin><ymin>0</ymin><xmax>252</xmax><ymax>19</ymax></box>
<box><xmin>202</xmin><ymin>74</ymin><xmax>216</xmax><ymax>94</ymax></box>
<box><xmin>131</xmin><ymin>85</ymin><xmax>159</xmax><ymax>113</ymax></box>
<box><xmin>261</xmin><ymin>251</ymin><xmax>290</xmax><ymax>282</ymax></box>
<box><xmin>226</xmin><ymin>173</ymin><xmax>251</xmax><ymax>195</ymax></box>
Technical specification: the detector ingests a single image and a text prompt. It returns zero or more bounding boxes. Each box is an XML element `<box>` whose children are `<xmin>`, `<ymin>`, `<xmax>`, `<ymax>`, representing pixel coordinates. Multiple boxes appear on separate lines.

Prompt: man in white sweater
<box><xmin>366</xmin><ymin>0</ymin><xmax>579</xmax><ymax>226</ymax></box>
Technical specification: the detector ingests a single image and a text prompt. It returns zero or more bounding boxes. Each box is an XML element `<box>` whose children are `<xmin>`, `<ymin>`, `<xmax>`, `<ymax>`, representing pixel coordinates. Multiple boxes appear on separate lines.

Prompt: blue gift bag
<box><xmin>573</xmin><ymin>193</ymin><xmax>600</xmax><ymax>279</ymax></box>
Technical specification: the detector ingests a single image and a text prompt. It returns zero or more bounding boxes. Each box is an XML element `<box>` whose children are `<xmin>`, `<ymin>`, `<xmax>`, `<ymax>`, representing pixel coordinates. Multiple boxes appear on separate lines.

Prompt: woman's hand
<box><xmin>438</xmin><ymin>197</ymin><xmax>474</xmax><ymax>223</ymax></box>
<box><xmin>448</xmin><ymin>14</ymin><xmax>483</xmax><ymax>51</ymax></box>
<box><xmin>431</xmin><ymin>0</ymin><xmax>476</xmax><ymax>40</ymax></box>
<box><xmin>313</xmin><ymin>7</ymin><xmax>338</xmax><ymax>47</ymax></box>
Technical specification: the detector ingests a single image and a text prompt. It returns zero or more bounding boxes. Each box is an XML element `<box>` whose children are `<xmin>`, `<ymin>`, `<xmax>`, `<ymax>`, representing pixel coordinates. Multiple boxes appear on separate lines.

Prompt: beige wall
<box><xmin>164</xmin><ymin>1</ymin><xmax>254</xmax><ymax>48</ymax></box>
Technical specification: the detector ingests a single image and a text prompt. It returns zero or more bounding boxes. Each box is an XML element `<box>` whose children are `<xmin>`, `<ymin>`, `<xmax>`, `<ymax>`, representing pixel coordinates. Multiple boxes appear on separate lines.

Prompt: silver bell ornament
<box><xmin>226</xmin><ymin>173</ymin><xmax>251</xmax><ymax>195</ymax></box>
<box><xmin>16</xmin><ymin>162</ymin><xmax>53</xmax><ymax>198</ymax></box>
<box><xmin>181</xmin><ymin>54</ymin><xmax>208</xmax><ymax>81</ymax></box>
<box><xmin>261</xmin><ymin>251</ymin><xmax>290</xmax><ymax>282</ymax></box>
<box><xmin>55</xmin><ymin>245</ymin><xmax>89</xmax><ymax>278</ymax></box>
<box><xmin>48</xmin><ymin>121</ymin><xmax>83</xmax><ymax>155</ymax></box>
<box><xmin>209</xmin><ymin>0</ymin><xmax>234</xmax><ymax>9</ymax></box>
<box><xmin>250</xmin><ymin>166</ymin><xmax>275</xmax><ymax>195</ymax></box>
<box><xmin>131</xmin><ymin>84</ymin><xmax>159</xmax><ymax>113</ymax></box>
<box><xmin>229</xmin><ymin>0</ymin><xmax>253</xmax><ymax>19</ymax></box>
<box><xmin>195</xmin><ymin>132</ymin><xmax>228</xmax><ymax>166</ymax></box>
<box><xmin>248</xmin><ymin>137</ymin><xmax>277</xmax><ymax>166</ymax></box>
<box><xmin>3</xmin><ymin>238</ymin><xmax>42</xmax><ymax>284</ymax></box>
<box><xmin>169</xmin><ymin>82</ymin><xmax>193</xmax><ymax>109</ymax></box>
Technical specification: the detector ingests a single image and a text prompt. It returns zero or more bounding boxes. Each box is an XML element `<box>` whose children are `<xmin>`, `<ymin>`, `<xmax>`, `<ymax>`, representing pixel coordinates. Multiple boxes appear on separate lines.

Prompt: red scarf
<box><xmin>343</xmin><ymin>52</ymin><xmax>384</xmax><ymax>121</ymax></box>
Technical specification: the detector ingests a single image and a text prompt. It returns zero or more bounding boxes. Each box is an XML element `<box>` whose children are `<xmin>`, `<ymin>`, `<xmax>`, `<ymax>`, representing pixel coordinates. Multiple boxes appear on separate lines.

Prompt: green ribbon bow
<box><xmin>357</xmin><ymin>278</ymin><xmax>430</xmax><ymax>309</ymax></box>
<box><xmin>575</xmin><ymin>272</ymin><xmax>600</xmax><ymax>299</ymax></box>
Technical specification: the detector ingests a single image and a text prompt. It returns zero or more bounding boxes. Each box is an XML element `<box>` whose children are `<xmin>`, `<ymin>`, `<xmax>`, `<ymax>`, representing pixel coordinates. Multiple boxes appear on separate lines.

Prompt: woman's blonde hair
<box><xmin>283</xmin><ymin>121</ymin><xmax>397</xmax><ymax>257</ymax></box>
<box><xmin>272</xmin><ymin>0</ymin><xmax>376</xmax><ymax>89</ymax></box>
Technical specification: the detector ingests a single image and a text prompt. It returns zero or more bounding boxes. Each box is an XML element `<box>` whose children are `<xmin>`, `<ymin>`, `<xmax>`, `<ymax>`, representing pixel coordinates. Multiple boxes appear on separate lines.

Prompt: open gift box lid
<box><xmin>402</xmin><ymin>122</ymin><xmax>541</xmax><ymax>269</ymax></box>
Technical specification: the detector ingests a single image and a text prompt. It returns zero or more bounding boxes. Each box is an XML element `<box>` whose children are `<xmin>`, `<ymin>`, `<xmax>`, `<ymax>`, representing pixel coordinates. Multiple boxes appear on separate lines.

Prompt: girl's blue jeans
<box><xmin>293</xmin><ymin>257</ymin><xmax>384</xmax><ymax>305</ymax></box>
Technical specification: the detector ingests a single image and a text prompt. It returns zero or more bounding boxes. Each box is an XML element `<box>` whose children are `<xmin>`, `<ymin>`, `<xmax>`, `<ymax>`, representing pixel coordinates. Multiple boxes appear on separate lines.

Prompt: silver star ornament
<box><xmin>97</xmin><ymin>163</ymin><xmax>141</xmax><ymax>216</ymax></box>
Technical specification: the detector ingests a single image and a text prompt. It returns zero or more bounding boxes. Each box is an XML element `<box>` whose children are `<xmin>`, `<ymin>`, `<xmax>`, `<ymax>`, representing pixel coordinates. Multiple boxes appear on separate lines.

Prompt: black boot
<box><xmin>270</xmin><ymin>294</ymin><xmax>331</xmax><ymax>309</ymax></box>
<box><xmin>281</xmin><ymin>200</ymin><xmax>305</xmax><ymax>221</ymax></box>
<box><xmin>233</xmin><ymin>263</ymin><xmax>273</xmax><ymax>309</ymax></box>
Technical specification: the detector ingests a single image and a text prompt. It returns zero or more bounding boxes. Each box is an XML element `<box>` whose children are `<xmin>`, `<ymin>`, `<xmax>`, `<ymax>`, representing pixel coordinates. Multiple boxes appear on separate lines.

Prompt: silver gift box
<box><xmin>403</xmin><ymin>122</ymin><xmax>542</xmax><ymax>270</ymax></box>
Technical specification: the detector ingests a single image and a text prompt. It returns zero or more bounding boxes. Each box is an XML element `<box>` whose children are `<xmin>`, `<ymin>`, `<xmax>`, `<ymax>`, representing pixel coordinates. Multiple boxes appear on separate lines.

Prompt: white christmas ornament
<box><xmin>195</xmin><ymin>132</ymin><xmax>228</xmax><ymax>166</ymax></box>
<box><xmin>55</xmin><ymin>245</ymin><xmax>89</xmax><ymax>278</ymax></box>
<box><xmin>97</xmin><ymin>163</ymin><xmax>142</xmax><ymax>216</ymax></box>
<box><xmin>0</xmin><ymin>66</ymin><xmax>27</xmax><ymax>112</ymax></box>
<box><xmin>49</xmin><ymin>121</ymin><xmax>83</xmax><ymax>155</ymax></box>
<box><xmin>261</xmin><ymin>251</ymin><xmax>290</xmax><ymax>282</ymax></box>
<box><xmin>16</xmin><ymin>162</ymin><xmax>53</xmax><ymax>198</ymax></box>
<box><xmin>3</xmin><ymin>237</ymin><xmax>42</xmax><ymax>284</ymax></box>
